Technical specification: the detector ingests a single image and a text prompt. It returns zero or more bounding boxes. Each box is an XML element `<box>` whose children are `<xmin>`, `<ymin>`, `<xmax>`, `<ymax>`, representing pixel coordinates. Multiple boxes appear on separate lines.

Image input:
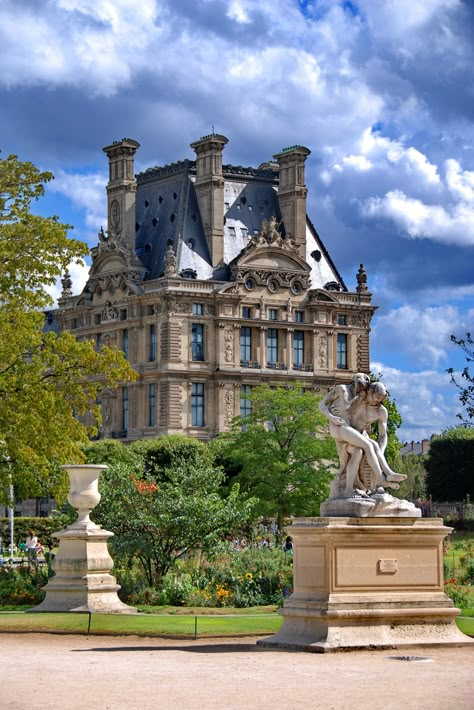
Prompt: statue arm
<box><xmin>376</xmin><ymin>406</ymin><xmax>388</xmax><ymax>454</ymax></box>
<box><xmin>319</xmin><ymin>388</ymin><xmax>346</xmax><ymax>426</ymax></box>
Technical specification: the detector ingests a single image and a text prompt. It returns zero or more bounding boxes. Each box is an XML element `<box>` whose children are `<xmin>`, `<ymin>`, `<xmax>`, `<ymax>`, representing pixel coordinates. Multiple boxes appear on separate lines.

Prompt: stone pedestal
<box><xmin>258</xmin><ymin>517</ymin><xmax>472</xmax><ymax>652</ymax></box>
<box><xmin>32</xmin><ymin>465</ymin><xmax>136</xmax><ymax>614</ymax></box>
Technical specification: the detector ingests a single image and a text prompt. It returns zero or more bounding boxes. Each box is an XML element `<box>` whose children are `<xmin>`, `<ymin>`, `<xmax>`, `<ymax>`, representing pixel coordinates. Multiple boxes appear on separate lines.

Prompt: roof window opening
<box><xmin>152</xmin><ymin>217</ymin><xmax>158</xmax><ymax>227</ymax></box>
<box><xmin>228</xmin><ymin>226</ymin><xmax>236</xmax><ymax>237</ymax></box>
<box><xmin>240</xmin><ymin>227</ymin><xmax>248</xmax><ymax>237</ymax></box>
<box><xmin>191</xmin><ymin>213</ymin><xmax>197</xmax><ymax>222</ymax></box>
<box><xmin>158</xmin><ymin>196</ymin><xmax>163</xmax><ymax>204</ymax></box>
<box><xmin>187</xmin><ymin>239</ymin><xmax>195</xmax><ymax>250</ymax></box>
<box><xmin>264</xmin><ymin>200</ymin><xmax>269</xmax><ymax>206</ymax></box>
<box><xmin>173</xmin><ymin>192</ymin><xmax>178</xmax><ymax>200</ymax></box>
<box><xmin>311</xmin><ymin>249</ymin><xmax>322</xmax><ymax>262</ymax></box>
<box><xmin>144</xmin><ymin>199</ymin><xmax>150</xmax><ymax>208</ymax></box>
<box><xmin>253</xmin><ymin>229</ymin><xmax>259</xmax><ymax>235</ymax></box>
<box><xmin>144</xmin><ymin>243</ymin><xmax>152</xmax><ymax>254</ymax></box>
<box><xmin>224</xmin><ymin>202</ymin><xmax>230</xmax><ymax>210</ymax></box>
<box><xmin>248</xmin><ymin>205</ymin><xmax>253</xmax><ymax>211</ymax></box>
<box><xmin>236</xmin><ymin>204</ymin><xmax>241</xmax><ymax>210</ymax></box>
<box><xmin>135</xmin><ymin>222</ymin><xmax>141</xmax><ymax>232</ymax></box>
<box><xmin>240</xmin><ymin>196</ymin><xmax>247</xmax><ymax>205</ymax></box>
<box><xmin>170</xmin><ymin>213</ymin><xmax>176</xmax><ymax>223</ymax></box>
<box><xmin>181</xmin><ymin>268</ymin><xmax>197</xmax><ymax>279</ymax></box>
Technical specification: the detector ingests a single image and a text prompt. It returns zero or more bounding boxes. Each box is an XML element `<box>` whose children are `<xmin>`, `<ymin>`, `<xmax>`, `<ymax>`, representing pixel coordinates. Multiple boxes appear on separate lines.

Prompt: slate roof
<box><xmin>134</xmin><ymin>158</ymin><xmax>345</xmax><ymax>289</ymax></box>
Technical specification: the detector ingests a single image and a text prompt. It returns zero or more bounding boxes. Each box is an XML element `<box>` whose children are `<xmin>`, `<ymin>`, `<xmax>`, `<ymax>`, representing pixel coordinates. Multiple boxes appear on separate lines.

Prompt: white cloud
<box><xmin>372</xmin><ymin>304</ymin><xmax>465</xmax><ymax>368</ymax></box>
<box><xmin>445</xmin><ymin>159</ymin><xmax>474</xmax><ymax>202</ymax></box>
<box><xmin>48</xmin><ymin>169</ymin><xmax>107</xmax><ymax>242</ymax></box>
<box><xmin>362</xmin><ymin>189</ymin><xmax>474</xmax><ymax>246</ymax></box>
<box><xmin>370</xmin><ymin>362</ymin><xmax>459</xmax><ymax>441</ymax></box>
<box><xmin>45</xmin><ymin>259</ymin><xmax>90</xmax><ymax>306</ymax></box>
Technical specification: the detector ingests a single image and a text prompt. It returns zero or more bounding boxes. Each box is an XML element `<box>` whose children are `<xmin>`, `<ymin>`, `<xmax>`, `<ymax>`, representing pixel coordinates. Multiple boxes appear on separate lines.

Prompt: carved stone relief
<box><xmin>318</xmin><ymin>335</ymin><xmax>328</xmax><ymax>369</ymax></box>
<box><xmin>224</xmin><ymin>329</ymin><xmax>234</xmax><ymax>363</ymax></box>
<box><xmin>224</xmin><ymin>388</ymin><xmax>235</xmax><ymax>427</ymax></box>
<box><xmin>350</xmin><ymin>312</ymin><xmax>371</xmax><ymax>328</ymax></box>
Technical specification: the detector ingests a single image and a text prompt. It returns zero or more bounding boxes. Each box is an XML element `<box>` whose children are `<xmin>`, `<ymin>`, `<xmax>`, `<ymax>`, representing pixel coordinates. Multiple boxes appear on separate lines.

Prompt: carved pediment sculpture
<box><xmin>229</xmin><ymin>217</ymin><xmax>311</xmax><ymax>293</ymax></box>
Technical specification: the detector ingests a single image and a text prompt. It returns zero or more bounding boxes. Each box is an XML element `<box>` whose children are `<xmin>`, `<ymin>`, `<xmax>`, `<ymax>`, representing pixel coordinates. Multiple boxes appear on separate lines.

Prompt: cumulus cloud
<box><xmin>372</xmin><ymin>304</ymin><xmax>466</xmax><ymax>368</ymax></box>
<box><xmin>370</xmin><ymin>362</ymin><xmax>459</xmax><ymax>442</ymax></box>
<box><xmin>47</xmin><ymin>169</ymin><xmax>107</xmax><ymax>243</ymax></box>
<box><xmin>45</xmin><ymin>259</ymin><xmax>91</xmax><ymax>305</ymax></box>
<box><xmin>362</xmin><ymin>189</ymin><xmax>474</xmax><ymax>246</ymax></box>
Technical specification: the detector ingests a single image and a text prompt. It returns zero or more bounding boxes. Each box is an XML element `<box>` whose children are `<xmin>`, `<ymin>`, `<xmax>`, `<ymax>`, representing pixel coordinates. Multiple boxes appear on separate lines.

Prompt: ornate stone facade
<box><xmin>54</xmin><ymin>135</ymin><xmax>376</xmax><ymax>441</ymax></box>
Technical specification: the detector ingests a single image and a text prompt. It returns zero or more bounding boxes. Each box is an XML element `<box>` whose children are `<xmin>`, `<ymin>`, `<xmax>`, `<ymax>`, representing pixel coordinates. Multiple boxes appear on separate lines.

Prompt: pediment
<box><xmin>235</xmin><ymin>247</ymin><xmax>310</xmax><ymax>274</ymax></box>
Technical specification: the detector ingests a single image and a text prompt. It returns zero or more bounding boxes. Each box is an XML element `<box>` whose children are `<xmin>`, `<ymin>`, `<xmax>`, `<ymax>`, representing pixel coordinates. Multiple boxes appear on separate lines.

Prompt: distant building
<box><xmin>51</xmin><ymin>134</ymin><xmax>376</xmax><ymax>442</ymax></box>
<box><xmin>400</xmin><ymin>440</ymin><xmax>431</xmax><ymax>456</ymax></box>
<box><xmin>2</xmin><ymin>135</ymin><xmax>378</xmax><ymax>518</ymax></box>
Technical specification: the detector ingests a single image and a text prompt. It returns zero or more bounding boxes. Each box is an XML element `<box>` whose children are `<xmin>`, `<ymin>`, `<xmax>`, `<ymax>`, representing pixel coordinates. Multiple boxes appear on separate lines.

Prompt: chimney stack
<box><xmin>273</xmin><ymin>145</ymin><xmax>311</xmax><ymax>257</ymax></box>
<box><xmin>190</xmin><ymin>133</ymin><xmax>228</xmax><ymax>267</ymax></box>
<box><xmin>103</xmin><ymin>138</ymin><xmax>140</xmax><ymax>248</ymax></box>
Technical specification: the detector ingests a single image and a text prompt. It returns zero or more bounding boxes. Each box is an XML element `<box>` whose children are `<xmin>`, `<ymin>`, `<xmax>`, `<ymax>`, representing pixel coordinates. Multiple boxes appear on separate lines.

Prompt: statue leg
<box><xmin>371</xmin><ymin>442</ymin><xmax>407</xmax><ymax>485</ymax></box>
<box><xmin>343</xmin><ymin>446</ymin><xmax>363</xmax><ymax>498</ymax></box>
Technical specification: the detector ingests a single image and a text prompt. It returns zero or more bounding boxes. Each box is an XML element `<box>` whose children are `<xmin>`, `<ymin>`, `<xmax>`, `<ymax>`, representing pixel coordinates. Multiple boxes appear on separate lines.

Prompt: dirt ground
<box><xmin>0</xmin><ymin>633</ymin><xmax>472</xmax><ymax>710</ymax></box>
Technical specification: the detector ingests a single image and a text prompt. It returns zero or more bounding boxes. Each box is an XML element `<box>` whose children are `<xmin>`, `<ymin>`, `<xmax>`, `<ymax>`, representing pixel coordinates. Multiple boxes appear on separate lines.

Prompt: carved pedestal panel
<box><xmin>258</xmin><ymin>517</ymin><xmax>472</xmax><ymax>652</ymax></box>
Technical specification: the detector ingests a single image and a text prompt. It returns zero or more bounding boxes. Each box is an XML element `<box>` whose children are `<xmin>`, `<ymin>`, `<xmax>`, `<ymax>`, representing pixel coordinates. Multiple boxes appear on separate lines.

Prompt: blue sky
<box><xmin>1</xmin><ymin>0</ymin><xmax>473</xmax><ymax>441</ymax></box>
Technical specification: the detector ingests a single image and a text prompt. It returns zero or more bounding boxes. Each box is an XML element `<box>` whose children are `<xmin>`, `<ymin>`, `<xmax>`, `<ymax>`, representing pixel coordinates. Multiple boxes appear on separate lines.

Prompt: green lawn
<box><xmin>0</xmin><ymin>609</ymin><xmax>283</xmax><ymax>637</ymax></box>
<box><xmin>0</xmin><ymin>606</ymin><xmax>472</xmax><ymax>638</ymax></box>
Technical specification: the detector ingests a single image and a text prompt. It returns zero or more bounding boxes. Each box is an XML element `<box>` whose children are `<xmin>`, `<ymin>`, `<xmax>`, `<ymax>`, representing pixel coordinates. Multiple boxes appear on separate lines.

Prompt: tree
<box><xmin>396</xmin><ymin>453</ymin><xmax>427</xmax><ymax>501</ymax></box>
<box><xmin>447</xmin><ymin>332</ymin><xmax>474</xmax><ymax>426</ymax></box>
<box><xmin>0</xmin><ymin>154</ymin><xmax>135</xmax><ymax>502</ymax></box>
<box><xmin>216</xmin><ymin>384</ymin><xmax>336</xmax><ymax>533</ymax></box>
<box><xmin>93</xmin><ymin>436</ymin><xmax>256</xmax><ymax>587</ymax></box>
<box><xmin>425</xmin><ymin>426</ymin><xmax>474</xmax><ymax>501</ymax></box>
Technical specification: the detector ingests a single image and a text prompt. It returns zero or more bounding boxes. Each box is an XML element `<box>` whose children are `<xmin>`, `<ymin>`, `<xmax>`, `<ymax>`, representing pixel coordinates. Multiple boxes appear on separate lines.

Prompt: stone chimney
<box><xmin>273</xmin><ymin>145</ymin><xmax>311</xmax><ymax>257</ymax></box>
<box><xmin>103</xmin><ymin>138</ymin><xmax>140</xmax><ymax>248</ymax></box>
<box><xmin>190</xmin><ymin>133</ymin><xmax>228</xmax><ymax>267</ymax></box>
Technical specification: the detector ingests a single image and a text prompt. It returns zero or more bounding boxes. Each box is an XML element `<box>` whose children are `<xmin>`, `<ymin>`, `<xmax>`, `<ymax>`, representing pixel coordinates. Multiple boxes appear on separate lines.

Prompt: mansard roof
<box><xmin>134</xmin><ymin>158</ymin><xmax>344</xmax><ymax>289</ymax></box>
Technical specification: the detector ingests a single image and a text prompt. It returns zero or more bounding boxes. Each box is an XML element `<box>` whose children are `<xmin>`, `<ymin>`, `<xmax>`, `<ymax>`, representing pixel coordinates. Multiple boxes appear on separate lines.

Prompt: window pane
<box><xmin>337</xmin><ymin>333</ymin><xmax>348</xmax><ymax>369</ymax></box>
<box><xmin>122</xmin><ymin>387</ymin><xmax>129</xmax><ymax>431</ymax></box>
<box><xmin>294</xmin><ymin>330</ymin><xmax>304</xmax><ymax>365</ymax></box>
<box><xmin>294</xmin><ymin>311</ymin><xmax>303</xmax><ymax>323</ymax></box>
<box><xmin>122</xmin><ymin>329</ymin><xmax>129</xmax><ymax>360</ymax></box>
<box><xmin>192</xmin><ymin>323</ymin><xmax>204</xmax><ymax>361</ymax></box>
<box><xmin>240</xmin><ymin>326</ymin><xmax>251</xmax><ymax>361</ymax></box>
<box><xmin>149</xmin><ymin>324</ymin><xmax>156</xmax><ymax>361</ymax></box>
<box><xmin>148</xmin><ymin>383</ymin><xmax>156</xmax><ymax>427</ymax></box>
<box><xmin>191</xmin><ymin>383</ymin><xmax>204</xmax><ymax>426</ymax></box>
<box><xmin>192</xmin><ymin>303</ymin><xmax>203</xmax><ymax>315</ymax></box>
<box><xmin>240</xmin><ymin>385</ymin><xmax>252</xmax><ymax>418</ymax></box>
<box><xmin>267</xmin><ymin>328</ymin><xmax>278</xmax><ymax>364</ymax></box>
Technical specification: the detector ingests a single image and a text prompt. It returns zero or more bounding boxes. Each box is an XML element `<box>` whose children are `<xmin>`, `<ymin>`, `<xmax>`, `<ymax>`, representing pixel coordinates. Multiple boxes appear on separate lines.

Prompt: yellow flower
<box><xmin>245</xmin><ymin>572</ymin><xmax>253</xmax><ymax>580</ymax></box>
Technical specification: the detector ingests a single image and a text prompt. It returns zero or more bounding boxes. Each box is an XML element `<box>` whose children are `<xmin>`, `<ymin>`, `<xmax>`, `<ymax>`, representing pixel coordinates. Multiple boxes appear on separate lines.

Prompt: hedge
<box><xmin>0</xmin><ymin>517</ymin><xmax>64</xmax><ymax>550</ymax></box>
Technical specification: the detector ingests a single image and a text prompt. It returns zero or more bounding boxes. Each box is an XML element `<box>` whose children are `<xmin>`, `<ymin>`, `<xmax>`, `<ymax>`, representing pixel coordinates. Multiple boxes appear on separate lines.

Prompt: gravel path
<box><xmin>0</xmin><ymin>633</ymin><xmax>473</xmax><ymax>709</ymax></box>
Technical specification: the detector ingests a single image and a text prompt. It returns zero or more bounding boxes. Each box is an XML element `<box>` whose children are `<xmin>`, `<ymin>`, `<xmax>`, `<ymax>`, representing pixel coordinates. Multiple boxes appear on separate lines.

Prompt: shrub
<box><xmin>444</xmin><ymin>577</ymin><xmax>471</xmax><ymax>609</ymax></box>
<box><xmin>0</xmin><ymin>563</ymin><xmax>47</xmax><ymax>606</ymax></box>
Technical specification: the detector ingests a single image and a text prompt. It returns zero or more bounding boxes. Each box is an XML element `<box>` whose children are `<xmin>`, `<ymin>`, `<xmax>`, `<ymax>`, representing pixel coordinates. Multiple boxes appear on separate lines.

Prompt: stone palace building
<box><xmin>55</xmin><ymin>134</ymin><xmax>375</xmax><ymax>442</ymax></box>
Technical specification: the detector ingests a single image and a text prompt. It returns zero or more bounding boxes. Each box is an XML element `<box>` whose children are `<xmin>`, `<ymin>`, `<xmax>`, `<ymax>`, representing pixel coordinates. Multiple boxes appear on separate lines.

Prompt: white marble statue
<box><xmin>319</xmin><ymin>374</ymin><xmax>418</xmax><ymax>517</ymax></box>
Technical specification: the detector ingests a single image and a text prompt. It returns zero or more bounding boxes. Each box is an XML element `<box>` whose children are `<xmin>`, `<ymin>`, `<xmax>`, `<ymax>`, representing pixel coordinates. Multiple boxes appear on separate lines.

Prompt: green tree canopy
<box><xmin>215</xmin><ymin>384</ymin><xmax>336</xmax><ymax>533</ymax></box>
<box><xmin>93</xmin><ymin>436</ymin><xmax>256</xmax><ymax>587</ymax></box>
<box><xmin>425</xmin><ymin>426</ymin><xmax>474</xmax><ymax>501</ymax></box>
<box><xmin>0</xmin><ymin>154</ymin><xmax>135</xmax><ymax>502</ymax></box>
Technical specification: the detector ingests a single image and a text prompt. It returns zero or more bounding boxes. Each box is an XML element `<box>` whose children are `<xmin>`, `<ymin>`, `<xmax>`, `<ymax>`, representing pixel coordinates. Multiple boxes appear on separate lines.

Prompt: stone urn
<box><xmin>31</xmin><ymin>463</ymin><xmax>136</xmax><ymax>614</ymax></box>
<box><xmin>66</xmin><ymin>464</ymin><xmax>106</xmax><ymax>526</ymax></box>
